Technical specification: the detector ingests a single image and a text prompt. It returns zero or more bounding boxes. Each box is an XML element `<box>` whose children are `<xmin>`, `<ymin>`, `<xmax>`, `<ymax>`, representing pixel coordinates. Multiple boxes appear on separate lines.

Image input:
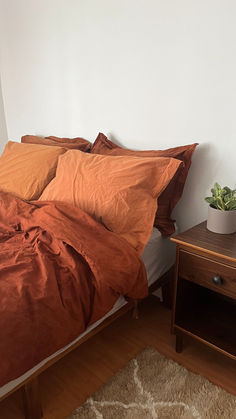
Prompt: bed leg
<box><xmin>132</xmin><ymin>300</ymin><xmax>139</xmax><ymax>319</ymax></box>
<box><xmin>22</xmin><ymin>376</ymin><xmax>43</xmax><ymax>419</ymax></box>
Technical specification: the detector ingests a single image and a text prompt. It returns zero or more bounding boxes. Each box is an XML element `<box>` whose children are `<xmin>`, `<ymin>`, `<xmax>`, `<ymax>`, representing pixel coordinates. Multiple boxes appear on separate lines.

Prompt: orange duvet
<box><xmin>0</xmin><ymin>191</ymin><xmax>147</xmax><ymax>387</ymax></box>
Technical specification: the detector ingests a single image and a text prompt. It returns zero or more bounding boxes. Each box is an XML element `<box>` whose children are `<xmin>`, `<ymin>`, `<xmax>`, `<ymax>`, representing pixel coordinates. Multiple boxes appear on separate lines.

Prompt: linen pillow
<box><xmin>39</xmin><ymin>150</ymin><xmax>183</xmax><ymax>254</ymax></box>
<box><xmin>21</xmin><ymin>134</ymin><xmax>91</xmax><ymax>152</ymax></box>
<box><xmin>91</xmin><ymin>133</ymin><xmax>198</xmax><ymax>236</ymax></box>
<box><xmin>0</xmin><ymin>141</ymin><xmax>66</xmax><ymax>200</ymax></box>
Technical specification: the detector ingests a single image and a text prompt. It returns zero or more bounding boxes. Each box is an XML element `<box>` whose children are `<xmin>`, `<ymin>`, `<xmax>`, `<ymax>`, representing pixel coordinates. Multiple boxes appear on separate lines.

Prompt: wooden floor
<box><xmin>1</xmin><ymin>296</ymin><xmax>236</xmax><ymax>419</ymax></box>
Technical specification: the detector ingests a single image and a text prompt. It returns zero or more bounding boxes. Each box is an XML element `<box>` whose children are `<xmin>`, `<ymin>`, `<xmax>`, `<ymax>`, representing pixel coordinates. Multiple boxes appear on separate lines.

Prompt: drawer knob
<box><xmin>212</xmin><ymin>275</ymin><xmax>223</xmax><ymax>285</ymax></box>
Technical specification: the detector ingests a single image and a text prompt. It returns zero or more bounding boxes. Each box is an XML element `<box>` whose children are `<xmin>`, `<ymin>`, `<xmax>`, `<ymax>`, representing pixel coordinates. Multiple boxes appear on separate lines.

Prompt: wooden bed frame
<box><xmin>1</xmin><ymin>267</ymin><xmax>174</xmax><ymax>419</ymax></box>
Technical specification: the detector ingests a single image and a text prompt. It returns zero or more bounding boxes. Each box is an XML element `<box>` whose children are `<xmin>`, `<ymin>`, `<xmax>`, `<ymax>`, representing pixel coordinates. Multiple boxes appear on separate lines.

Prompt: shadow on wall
<box><xmin>0</xmin><ymin>76</ymin><xmax>8</xmax><ymax>154</ymax></box>
<box><xmin>173</xmin><ymin>143</ymin><xmax>219</xmax><ymax>232</ymax></box>
<box><xmin>108</xmin><ymin>133</ymin><xmax>125</xmax><ymax>148</ymax></box>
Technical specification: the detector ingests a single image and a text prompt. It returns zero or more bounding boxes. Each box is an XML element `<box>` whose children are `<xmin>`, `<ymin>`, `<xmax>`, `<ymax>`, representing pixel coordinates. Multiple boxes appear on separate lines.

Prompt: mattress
<box><xmin>0</xmin><ymin>227</ymin><xmax>176</xmax><ymax>398</ymax></box>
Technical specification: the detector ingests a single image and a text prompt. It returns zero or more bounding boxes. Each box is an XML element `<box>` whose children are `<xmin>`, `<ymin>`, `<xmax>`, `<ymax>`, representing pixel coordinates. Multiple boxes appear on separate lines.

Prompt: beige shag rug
<box><xmin>68</xmin><ymin>347</ymin><xmax>236</xmax><ymax>419</ymax></box>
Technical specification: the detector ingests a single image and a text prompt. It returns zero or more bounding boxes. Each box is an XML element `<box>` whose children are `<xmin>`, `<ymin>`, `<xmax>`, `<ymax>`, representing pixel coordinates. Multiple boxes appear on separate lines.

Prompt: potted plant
<box><xmin>205</xmin><ymin>183</ymin><xmax>236</xmax><ymax>234</ymax></box>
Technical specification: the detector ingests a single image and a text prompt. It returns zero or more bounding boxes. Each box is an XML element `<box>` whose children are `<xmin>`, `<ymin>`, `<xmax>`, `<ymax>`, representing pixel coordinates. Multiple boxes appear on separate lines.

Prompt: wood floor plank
<box><xmin>0</xmin><ymin>296</ymin><xmax>235</xmax><ymax>419</ymax></box>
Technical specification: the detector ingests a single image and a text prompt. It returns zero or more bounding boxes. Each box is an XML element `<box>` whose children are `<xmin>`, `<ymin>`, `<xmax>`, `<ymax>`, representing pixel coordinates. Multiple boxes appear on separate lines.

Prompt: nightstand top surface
<box><xmin>171</xmin><ymin>221</ymin><xmax>236</xmax><ymax>263</ymax></box>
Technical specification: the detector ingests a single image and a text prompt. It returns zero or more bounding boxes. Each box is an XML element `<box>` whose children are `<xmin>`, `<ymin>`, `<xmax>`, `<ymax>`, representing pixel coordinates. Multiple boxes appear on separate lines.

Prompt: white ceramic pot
<box><xmin>207</xmin><ymin>205</ymin><xmax>236</xmax><ymax>234</ymax></box>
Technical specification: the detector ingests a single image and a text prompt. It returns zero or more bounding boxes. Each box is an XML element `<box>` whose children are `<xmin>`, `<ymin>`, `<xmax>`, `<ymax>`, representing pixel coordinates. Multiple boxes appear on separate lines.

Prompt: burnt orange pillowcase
<box><xmin>39</xmin><ymin>150</ymin><xmax>183</xmax><ymax>254</ymax></box>
<box><xmin>91</xmin><ymin>133</ymin><xmax>198</xmax><ymax>236</ymax></box>
<box><xmin>21</xmin><ymin>134</ymin><xmax>91</xmax><ymax>152</ymax></box>
<box><xmin>0</xmin><ymin>141</ymin><xmax>66</xmax><ymax>200</ymax></box>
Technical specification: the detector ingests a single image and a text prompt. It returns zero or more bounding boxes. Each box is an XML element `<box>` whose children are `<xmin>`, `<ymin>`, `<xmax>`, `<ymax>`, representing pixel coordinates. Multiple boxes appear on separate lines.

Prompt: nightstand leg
<box><xmin>176</xmin><ymin>334</ymin><xmax>183</xmax><ymax>353</ymax></box>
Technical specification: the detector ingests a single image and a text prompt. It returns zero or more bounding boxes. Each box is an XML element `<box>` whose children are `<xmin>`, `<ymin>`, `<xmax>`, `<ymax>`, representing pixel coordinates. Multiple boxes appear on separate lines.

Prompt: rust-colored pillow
<box><xmin>39</xmin><ymin>150</ymin><xmax>183</xmax><ymax>254</ymax></box>
<box><xmin>0</xmin><ymin>141</ymin><xmax>66</xmax><ymax>200</ymax></box>
<box><xmin>91</xmin><ymin>133</ymin><xmax>198</xmax><ymax>236</ymax></box>
<box><xmin>21</xmin><ymin>134</ymin><xmax>91</xmax><ymax>152</ymax></box>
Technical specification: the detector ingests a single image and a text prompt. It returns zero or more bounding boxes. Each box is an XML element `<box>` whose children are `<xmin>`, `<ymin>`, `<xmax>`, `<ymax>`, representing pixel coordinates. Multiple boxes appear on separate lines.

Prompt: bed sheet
<box><xmin>0</xmin><ymin>227</ymin><xmax>176</xmax><ymax>398</ymax></box>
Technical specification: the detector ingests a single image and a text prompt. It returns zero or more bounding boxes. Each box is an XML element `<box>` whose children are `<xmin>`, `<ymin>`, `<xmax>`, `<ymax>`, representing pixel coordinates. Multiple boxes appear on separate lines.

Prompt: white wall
<box><xmin>0</xmin><ymin>0</ymin><xmax>236</xmax><ymax>231</ymax></box>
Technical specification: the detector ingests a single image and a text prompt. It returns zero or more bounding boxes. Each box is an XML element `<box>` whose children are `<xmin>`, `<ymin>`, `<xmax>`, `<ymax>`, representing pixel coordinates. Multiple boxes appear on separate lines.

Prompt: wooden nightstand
<box><xmin>171</xmin><ymin>221</ymin><xmax>236</xmax><ymax>360</ymax></box>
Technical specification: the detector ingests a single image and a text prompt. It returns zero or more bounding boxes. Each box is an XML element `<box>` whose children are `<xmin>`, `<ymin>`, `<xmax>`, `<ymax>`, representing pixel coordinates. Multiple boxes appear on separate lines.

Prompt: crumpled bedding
<box><xmin>0</xmin><ymin>191</ymin><xmax>147</xmax><ymax>387</ymax></box>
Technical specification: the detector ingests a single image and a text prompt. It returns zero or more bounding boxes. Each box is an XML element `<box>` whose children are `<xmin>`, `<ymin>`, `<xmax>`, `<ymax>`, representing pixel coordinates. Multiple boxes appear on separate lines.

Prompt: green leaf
<box><xmin>223</xmin><ymin>186</ymin><xmax>232</xmax><ymax>194</ymax></box>
<box><xmin>227</xmin><ymin>200</ymin><xmax>236</xmax><ymax>210</ymax></box>
<box><xmin>223</xmin><ymin>193</ymin><xmax>233</xmax><ymax>204</ymax></box>
<box><xmin>214</xmin><ymin>182</ymin><xmax>221</xmax><ymax>192</ymax></box>
<box><xmin>221</xmin><ymin>188</ymin><xmax>227</xmax><ymax>196</ymax></box>
<box><xmin>205</xmin><ymin>197</ymin><xmax>217</xmax><ymax>207</ymax></box>
<box><xmin>216</xmin><ymin>197</ymin><xmax>225</xmax><ymax>210</ymax></box>
<box><xmin>211</xmin><ymin>188</ymin><xmax>217</xmax><ymax>197</ymax></box>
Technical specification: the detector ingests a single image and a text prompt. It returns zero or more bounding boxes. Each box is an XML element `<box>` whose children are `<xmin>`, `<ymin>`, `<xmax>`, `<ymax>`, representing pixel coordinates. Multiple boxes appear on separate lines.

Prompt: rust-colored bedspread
<box><xmin>0</xmin><ymin>191</ymin><xmax>147</xmax><ymax>387</ymax></box>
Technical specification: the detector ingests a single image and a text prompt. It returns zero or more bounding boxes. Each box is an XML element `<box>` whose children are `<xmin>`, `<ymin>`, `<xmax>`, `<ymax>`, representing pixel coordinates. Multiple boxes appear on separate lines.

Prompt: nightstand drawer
<box><xmin>179</xmin><ymin>250</ymin><xmax>236</xmax><ymax>298</ymax></box>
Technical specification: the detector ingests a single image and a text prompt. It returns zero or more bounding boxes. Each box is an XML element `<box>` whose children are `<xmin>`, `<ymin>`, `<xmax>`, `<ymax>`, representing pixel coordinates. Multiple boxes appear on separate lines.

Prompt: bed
<box><xmin>0</xmin><ymin>225</ymin><xmax>176</xmax><ymax>419</ymax></box>
<box><xmin>0</xmin><ymin>134</ymin><xmax>197</xmax><ymax>418</ymax></box>
<box><xmin>0</xmin><ymin>226</ymin><xmax>176</xmax><ymax>395</ymax></box>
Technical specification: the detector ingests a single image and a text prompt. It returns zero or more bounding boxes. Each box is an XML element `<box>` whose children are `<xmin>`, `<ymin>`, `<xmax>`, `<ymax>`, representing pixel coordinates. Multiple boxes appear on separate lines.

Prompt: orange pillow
<box><xmin>0</xmin><ymin>141</ymin><xmax>66</xmax><ymax>200</ymax></box>
<box><xmin>21</xmin><ymin>134</ymin><xmax>91</xmax><ymax>152</ymax></box>
<box><xmin>39</xmin><ymin>150</ymin><xmax>183</xmax><ymax>254</ymax></box>
<box><xmin>91</xmin><ymin>133</ymin><xmax>198</xmax><ymax>236</ymax></box>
